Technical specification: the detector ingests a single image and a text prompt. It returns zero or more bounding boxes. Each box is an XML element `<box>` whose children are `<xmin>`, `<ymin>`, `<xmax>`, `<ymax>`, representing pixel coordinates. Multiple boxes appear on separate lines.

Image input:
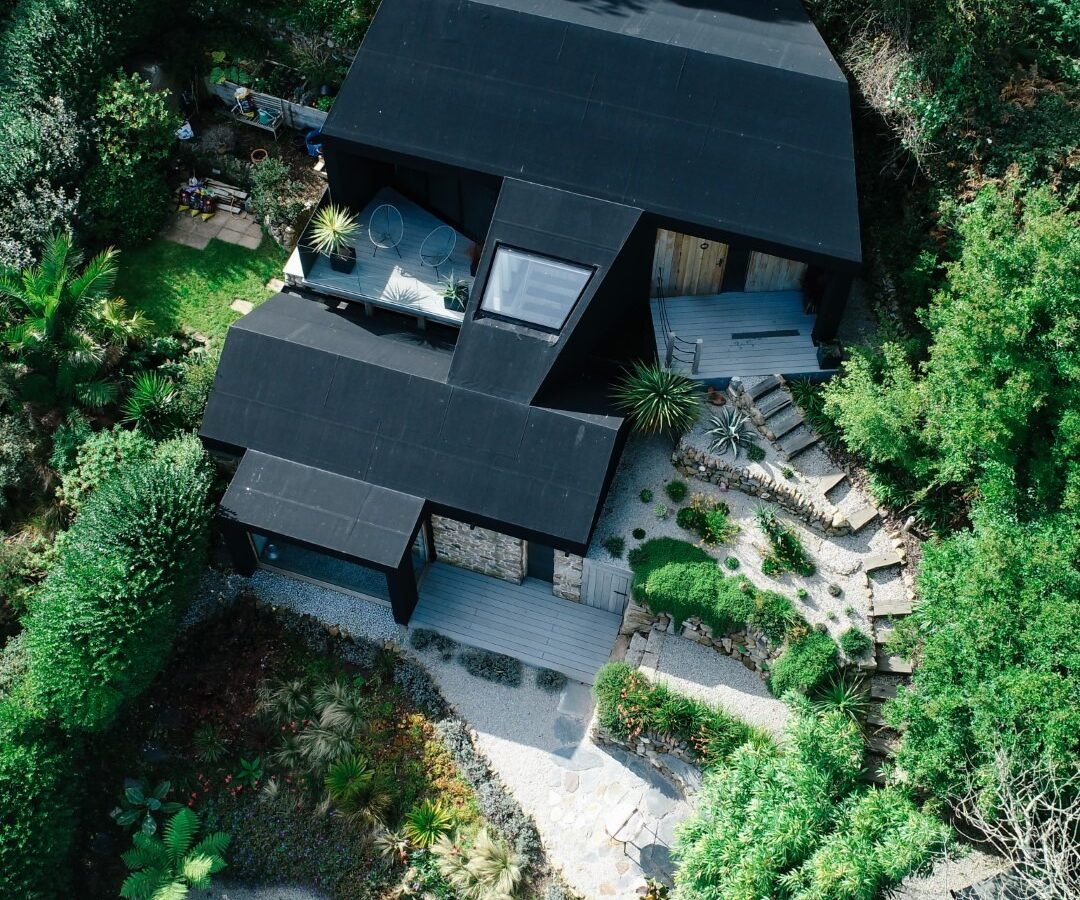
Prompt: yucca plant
<box><xmin>612</xmin><ymin>361</ymin><xmax>699</xmax><ymax>434</ymax></box>
<box><xmin>325</xmin><ymin>754</ymin><xmax>392</xmax><ymax>829</ymax></box>
<box><xmin>258</xmin><ymin>678</ymin><xmax>314</xmax><ymax>725</ymax></box>
<box><xmin>308</xmin><ymin>203</ymin><xmax>359</xmax><ymax>260</ymax></box>
<box><xmin>404</xmin><ymin>799</ymin><xmax>454</xmax><ymax>848</ymax></box>
<box><xmin>192</xmin><ymin>724</ymin><xmax>230</xmax><ymax>765</ymax></box>
<box><xmin>705</xmin><ymin>406</ymin><xmax>754</xmax><ymax>458</ymax></box>
<box><xmin>433</xmin><ymin>828</ymin><xmax>524</xmax><ymax>900</ymax></box>
<box><xmin>122</xmin><ymin>371</ymin><xmax>177</xmax><ymax>437</ymax></box>
<box><xmin>374</xmin><ymin>826</ymin><xmax>410</xmax><ymax>868</ymax></box>
<box><xmin>120</xmin><ymin>807</ymin><xmax>230</xmax><ymax>899</ymax></box>
<box><xmin>314</xmin><ymin>678</ymin><xmax>370</xmax><ymax>737</ymax></box>
<box><xmin>812</xmin><ymin>672</ymin><xmax>869</xmax><ymax>721</ymax></box>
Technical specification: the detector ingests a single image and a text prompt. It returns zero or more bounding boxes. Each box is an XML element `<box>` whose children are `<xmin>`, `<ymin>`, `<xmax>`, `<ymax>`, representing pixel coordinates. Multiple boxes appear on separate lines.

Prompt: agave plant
<box><xmin>433</xmin><ymin>828</ymin><xmax>523</xmax><ymax>900</ymax></box>
<box><xmin>404</xmin><ymin>799</ymin><xmax>454</xmax><ymax>848</ymax></box>
<box><xmin>440</xmin><ymin>275</ymin><xmax>470</xmax><ymax>313</ymax></box>
<box><xmin>705</xmin><ymin>406</ymin><xmax>753</xmax><ymax>458</ymax></box>
<box><xmin>325</xmin><ymin>754</ymin><xmax>392</xmax><ymax>829</ymax></box>
<box><xmin>120</xmin><ymin>807</ymin><xmax>230</xmax><ymax>899</ymax></box>
<box><xmin>308</xmin><ymin>203</ymin><xmax>359</xmax><ymax>257</ymax></box>
<box><xmin>122</xmin><ymin>371</ymin><xmax>177</xmax><ymax>437</ymax></box>
<box><xmin>612</xmin><ymin>361</ymin><xmax>699</xmax><ymax>434</ymax></box>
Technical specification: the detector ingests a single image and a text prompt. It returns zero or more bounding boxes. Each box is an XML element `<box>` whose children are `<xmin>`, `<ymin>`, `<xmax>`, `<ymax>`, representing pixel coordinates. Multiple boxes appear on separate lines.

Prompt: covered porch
<box><xmin>285</xmin><ymin>186</ymin><xmax>477</xmax><ymax>328</ymax></box>
<box><xmin>651</xmin><ymin>290</ymin><xmax>825</xmax><ymax>380</ymax></box>
<box><xmin>411</xmin><ymin>563</ymin><xmax>621</xmax><ymax>685</ymax></box>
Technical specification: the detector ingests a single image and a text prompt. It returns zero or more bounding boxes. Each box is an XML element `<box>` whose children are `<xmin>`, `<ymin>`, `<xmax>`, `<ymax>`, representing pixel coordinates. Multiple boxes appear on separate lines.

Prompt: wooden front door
<box><xmin>651</xmin><ymin>228</ymin><xmax>729</xmax><ymax>298</ymax></box>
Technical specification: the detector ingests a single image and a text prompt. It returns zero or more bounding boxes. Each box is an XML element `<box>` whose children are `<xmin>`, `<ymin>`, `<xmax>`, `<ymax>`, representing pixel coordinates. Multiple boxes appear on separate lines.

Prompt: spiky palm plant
<box><xmin>404</xmin><ymin>799</ymin><xmax>454</xmax><ymax>849</ymax></box>
<box><xmin>812</xmin><ymin>673</ymin><xmax>870</xmax><ymax>721</ymax></box>
<box><xmin>0</xmin><ymin>232</ymin><xmax>150</xmax><ymax>410</ymax></box>
<box><xmin>258</xmin><ymin>678</ymin><xmax>314</xmax><ymax>725</ymax></box>
<box><xmin>325</xmin><ymin>754</ymin><xmax>392</xmax><ymax>829</ymax></box>
<box><xmin>433</xmin><ymin>828</ymin><xmax>523</xmax><ymax>900</ymax></box>
<box><xmin>612</xmin><ymin>361</ymin><xmax>699</xmax><ymax>434</ymax></box>
<box><xmin>120</xmin><ymin>807</ymin><xmax>230</xmax><ymax>899</ymax></box>
<box><xmin>374</xmin><ymin>826</ymin><xmax>410</xmax><ymax>868</ymax></box>
<box><xmin>308</xmin><ymin>203</ymin><xmax>359</xmax><ymax>257</ymax></box>
<box><xmin>122</xmin><ymin>371</ymin><xmax>177</xmax><ymax>437</ymax></box>
<box><xmin>705</xmin><ymin>406</ymin><xmax>754</xmax><ymax>458</ymax></box>
<box><xmin>314</xmin><ymin>678</ymin><xmax>370</xmax><ymax>737</ymax></box>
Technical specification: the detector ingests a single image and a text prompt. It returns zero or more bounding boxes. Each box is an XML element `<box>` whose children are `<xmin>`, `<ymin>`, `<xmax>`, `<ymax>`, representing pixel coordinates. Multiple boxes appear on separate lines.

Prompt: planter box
<box><xmin>204</xmin><ymin>79</ymin><xmax>328</xmax><ymax>132</ymax></box>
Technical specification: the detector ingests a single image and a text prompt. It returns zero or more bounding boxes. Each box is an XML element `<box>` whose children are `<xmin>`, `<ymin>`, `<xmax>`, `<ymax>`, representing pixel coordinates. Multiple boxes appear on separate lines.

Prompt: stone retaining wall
<box><xmin>592</xmin><ymin>728</ymin><xmax>703</xmax><ymax>796</ymax></box>
<box><xmin>673</xmin><ymin>438</ymin><xmax>851</xmax><ymax>536</ymax></box>
<box><xmin>431</xmin><ymin>516</ymin><xmax>525</xmax><ymax>583</ymax></box>
<box><xmin>553</xmin><ymin>551</ymin><xmax>583</xmax><ymax>601</ymax></box>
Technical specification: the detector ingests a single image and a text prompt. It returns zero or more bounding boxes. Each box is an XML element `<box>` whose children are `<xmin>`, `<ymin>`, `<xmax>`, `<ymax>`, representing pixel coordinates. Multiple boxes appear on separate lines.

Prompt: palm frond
<box><xmin>150</xmin><ymin>882</ymin><xmax>189</xmax><ymax>900</ymax></box>
<box><xmin>162</xmin><ymin>807</ymin><xmax>200</xmax><ymax>866</ymax></box>
<box><xmin>67</xmin><ymin>246</ymin><xmax>119</xmax><ymax>304</ymax></box>
<box><xmin>75</xmin><ymin>378</ymin><xmax>119</xmax><ymax>408</ymax></box>
<box><xmin>189</xmin><ymin>833</ymin><xmax>231</xmax><ymax>872</ymax></box>
<box><xmin>180</xmin><ymin>853</ymin><xmax>215</xmax><ymax>887</ymax></box>
<box><xmin>38</xmin><ymin>233</ymin><xmax>80</xmax><ymax>294</ymax></box>
<box><xmin>120</xmin><ymin>868</ymin><xmax>165</xmax><ymax>900</ymax></box>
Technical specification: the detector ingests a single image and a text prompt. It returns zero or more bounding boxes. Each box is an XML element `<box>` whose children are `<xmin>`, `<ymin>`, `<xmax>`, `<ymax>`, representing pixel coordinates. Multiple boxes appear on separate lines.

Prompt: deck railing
<box><xmin>655</xmin><ymin>272</ymin><xmax>703</xmax><ymax>374</ymax></box>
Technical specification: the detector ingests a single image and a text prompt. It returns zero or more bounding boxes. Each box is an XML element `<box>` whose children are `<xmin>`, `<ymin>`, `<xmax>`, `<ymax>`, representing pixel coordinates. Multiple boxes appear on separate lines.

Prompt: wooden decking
<box><xmin>412</xmin><ymin>563</ymin><xmax>621</xmax><ymax>685</ymax></box>
<box><xmin>285</xmin><ymin>187</ymin><xmax>475</xmax><ymax>327</ymax></box>
<box><xmin>651</xmin><ymin>290</ymin><xmax>822</xmax><ymax>379</ymax></box>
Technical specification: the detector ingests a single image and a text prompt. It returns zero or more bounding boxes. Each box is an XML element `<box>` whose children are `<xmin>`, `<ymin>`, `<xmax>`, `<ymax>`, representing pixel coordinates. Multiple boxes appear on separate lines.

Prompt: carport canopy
<box><xmin>220</xmin><ymin>450</ymin><xmax>424</xmax><ymax>570</ymax></box>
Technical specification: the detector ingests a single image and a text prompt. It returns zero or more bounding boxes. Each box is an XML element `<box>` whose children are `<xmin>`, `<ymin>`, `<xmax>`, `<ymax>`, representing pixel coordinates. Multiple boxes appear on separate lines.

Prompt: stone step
<box><xmin>758</xmin><ymin>393</ymin><xmax>792</xmax><ymax>419</ymax></box>
<box><xmin>770</xmin><ymin>415</ymin><xmax>804</xmax><ymax>441</ymax></box>
<box><xmin>867</xmin><ymin>729</ymin><xmax>900</xmax><ymax>757</ymax></box>
<box><xmin>876</xmin><ymin>652</ymin><xmax>913</xmax><ymax>675</ymax></box>
<box><xmin>779</xmin><ymin>429</ymin><xmax>821</xmax><ymax>459</ymax></box>
<box><xmin>626</xmin><ymin>631</ymin><xmax>648</xmax><ymax>667</ymax></box>
<box><xmin>870</xmin><ymin>675</ymin><xmax>902</xmax><ymax>700</ymax></box>
<box><xmin>747</xmin><ymin>375</ymin><xmax>782</xmax><ymax>401</ymax></box>
<box><xmin>872</xmin><ymin>594</ymin><xmax>913</xmax><ymax>617</ymax></box>
<box><xmin>866</xmin><ymin>702</ymin><xmax>888</xmax><ymax>727</ymax></box>
<box><xmin>863</xmin><ymin>550</ymin><xmax>903</xmax><ymax>573</ymax></box>
<box><xmin>846</xmin><ymin>505</ymin><xmax>880</xmax><ymax>532</ymax></box>
<box><xmin>874</xmin><ymin>622</ymin><xmax>894</xmax><ymax>645</ymax></box>
<box><xmin>865</xmin><ymin>754</ymin><xmax>888</xmax><ymax>785</ymax></box>
<box><xmin>819</xmin><ymin>471</ymin><xmax>847</xmax><ymax>494</ymax></box>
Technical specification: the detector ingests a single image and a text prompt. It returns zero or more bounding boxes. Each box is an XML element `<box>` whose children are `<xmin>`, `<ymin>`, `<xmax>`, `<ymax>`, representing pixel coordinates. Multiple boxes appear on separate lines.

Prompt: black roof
<box><xmin>323</xmin><ymin>0</ymin><xmax>861</xmax><ymax>266</ymax></box>
<box><xmin>221</xmin><ymin>451</ymin><xmax>424</xmax><ymax>569</ymax></box>
<box><xmin>201</xmin><ymin>294</ymin><xmax>624</xmax><ymax>553</ymax></box>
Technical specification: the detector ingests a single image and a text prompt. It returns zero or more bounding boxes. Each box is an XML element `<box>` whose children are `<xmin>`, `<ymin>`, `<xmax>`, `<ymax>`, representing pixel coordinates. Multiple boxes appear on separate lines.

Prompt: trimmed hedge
<box><xmin>768</xmin><ymin>630</ymin><xmax>840</xmax><ymax>697</ymax></box>
<box><xmin>25</xmin><ymin>434</ymin><xmax>212</xmax><ymax>731</ymax></box>
<box><xmin>594</xmin><ymin>661</ymin><xmax>766</xmax><ymax>766</ymax></box>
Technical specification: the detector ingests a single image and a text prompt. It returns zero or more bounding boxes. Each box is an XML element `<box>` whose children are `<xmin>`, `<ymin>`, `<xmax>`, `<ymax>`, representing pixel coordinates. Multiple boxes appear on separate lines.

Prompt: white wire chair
<box><xmin>367</xmin><ymin>203</ymin><xmax>404</xmax><ymax>258</ymax></box>
<box><xmin>419</xmin><ymin>225</ymin><xmax>457</xmax><ymax>277</ymax></box>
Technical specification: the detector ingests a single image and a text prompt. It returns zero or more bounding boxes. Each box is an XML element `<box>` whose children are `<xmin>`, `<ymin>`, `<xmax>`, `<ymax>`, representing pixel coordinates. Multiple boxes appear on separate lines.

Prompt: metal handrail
<box><xmin>655</xmin><ymin>270</ymin><xmax>702</xmax><ymax>374</ymax></box>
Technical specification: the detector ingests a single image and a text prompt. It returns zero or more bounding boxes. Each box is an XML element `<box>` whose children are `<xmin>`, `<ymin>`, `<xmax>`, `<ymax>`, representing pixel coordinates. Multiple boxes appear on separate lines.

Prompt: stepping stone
<box><xmin>779</xmin><ymin>430</ymin><xmax>821</xmax><ymax>459</ymax></box>
<box><xmin>863</xmin><ymin>550</ymin><xmax>902</xmax><ymax>573</ymax></box>
<box><xmin>819</xmin><ymin>471</ymin><xmax>847</xmax><ymax>494</ymax></box>
<box><xmin>872</xmin><ymin>594</ymin><xmax>913</xmax><ymax>616</ymax></box>
<box><xmin>876</xmin><ymin>652</ymin><xmax>913</xmax><ymax>675</ymax></box>
<box><xmin>846</xmin><ymin>505</ymin><xmax>879</xmax><ymax>532</ymax></box>
<box><xmin>747</xmin><ymin>375</ymin><xmax>781</xmax><ymax>401</ymax></box>
<box><xmin>870</xmin><ymin>676</ymin><xmax>901</xmax><ymax>700</ymax></box>
<box><xmin>867</xmin><ymin>730</ymin><xmax>900</xmax><ymax>756</ymax></box>
<box><xmin>758</xmin><ymin>393</ymin><xmax>792</xmax><ymax>419</ymax></box>
<box><xmin>771</xmin><ymin>415</ymin><xmax>804</xmax><ymax>441</ymax></box>
<box><xmin>265</xmin><ymin>277</ymin><xmax>286</xmax><ymax>292</ymax></box>
<box><xmin>229</xmin><ymin>299</ymin><xmax>254</xmax><ymax>315</ymax></box>
<box><xmin>866</xmin><ymin>702</ymin><xmax>887</xmax><ymax>727</ymax></box>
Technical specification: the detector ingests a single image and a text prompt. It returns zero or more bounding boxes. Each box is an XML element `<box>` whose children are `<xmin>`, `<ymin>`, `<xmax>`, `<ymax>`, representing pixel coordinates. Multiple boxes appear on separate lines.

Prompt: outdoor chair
<box><xmin>367</xmin><ymin>203</ymin><xmax>404</xmax><ymax>258</ymax></box>
<box><xmin>419</xmin><ymin>225</ymin><xmax>456</xmax><ymax>277</ymax></box>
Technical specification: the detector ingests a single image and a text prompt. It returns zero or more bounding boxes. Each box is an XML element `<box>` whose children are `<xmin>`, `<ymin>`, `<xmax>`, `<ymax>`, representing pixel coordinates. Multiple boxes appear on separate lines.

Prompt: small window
<box><xmin>479</xmin><ymin>246</ymin><xmax>592</xmax><ymax>330</ymax></box>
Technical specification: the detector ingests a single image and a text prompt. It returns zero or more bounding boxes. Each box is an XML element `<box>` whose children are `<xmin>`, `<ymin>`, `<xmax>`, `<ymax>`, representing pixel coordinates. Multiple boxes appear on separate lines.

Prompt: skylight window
<box><xmin>479</xmin><ymin>246</ymin><xmax>592</xmax><ymax>330</ymax></box>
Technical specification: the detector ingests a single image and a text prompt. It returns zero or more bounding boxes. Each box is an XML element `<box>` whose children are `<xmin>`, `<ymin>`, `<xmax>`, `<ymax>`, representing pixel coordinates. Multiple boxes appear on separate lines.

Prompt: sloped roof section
<box><xmin>201</xmin><ymin>294</ymin><xmax>623</xmax><ymax>551</ymax></box>
<box><xmin>323</xmin><ymin>0</ymin><xmax>861</xmax><ymax>266</ymax></box>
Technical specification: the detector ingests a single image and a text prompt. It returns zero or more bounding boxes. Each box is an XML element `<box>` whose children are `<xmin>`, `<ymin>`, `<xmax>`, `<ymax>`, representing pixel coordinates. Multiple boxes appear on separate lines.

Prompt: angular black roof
<box><xmin>323</xmin><ymin>0</ymin><xmax>861</xmax><ymax>266</ymax></box>
<box><xmin>201</xmin><ymin>294</ymin><xmax>624</xmax><ymax>553</ymax></box>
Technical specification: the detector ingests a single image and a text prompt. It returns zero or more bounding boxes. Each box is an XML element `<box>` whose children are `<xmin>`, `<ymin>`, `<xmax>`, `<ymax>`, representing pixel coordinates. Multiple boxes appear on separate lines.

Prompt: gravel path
<box><xmin>649</xmin><ymin>629</ymin><xmax>790</xmax><ymax>738</ymax></box>
<box><xmin>190</xmin><ymin>884</ymin><xmax>328</xmax><ymax>900</ymax></box>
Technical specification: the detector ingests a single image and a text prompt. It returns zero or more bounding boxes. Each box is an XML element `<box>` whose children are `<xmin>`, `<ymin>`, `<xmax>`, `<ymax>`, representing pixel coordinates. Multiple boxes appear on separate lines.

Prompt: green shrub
<box><xmin>47</xmin><ymin>410</ymin><xmax>91</xmax><ymax>473</ymax></box>
<box><xmin>628</xmin><ymin>537</ymin><xmax>711</xmax><ymax>582</ymax></box>
<box><xmin>748</xmin><ymin>591</ymin><xmax>797</xmax><ymax>644</ymax></box>
<box><xmin>24</xmin><ymin>435</ymin><xmax>212</xmax><ymax>731</ymax></box>
<box><xmin>746</xmin><ymin>442</ymin><xmax>766</xmax><ymax>462</ymax></box>
<box><xmin>724</xmin><ymin>555</ymin><xmax>739</xmax><ymax>570</ymax></box>
<box><xmin>0</xmin><ymin>410</ymin><xmax>36</xmax><ymax>513</ymax></box>
<box><xmin>673</xmin><ymin>698</ymin><xmax>949</xmax><ymax>899</ymax></box>
<box><xmin>250</xmin><ymin>157</ymin><xmax>306</xmax><ymax>234</ymax></box>
<box><xmin>593</xmin><ymin>663</ymin><xmax>763</xmax><ymax>765</ymax></box>
<box><xmin>632</xmin><ymin>527</ymin><xmax>646</xmax><ymax>540</ymax></box>
<box><xmin>664</xmin><ymin>479</ymin><xmax>687</xmax><ymax>502</ymax></box>
<box><xmin>768</xmin><ymin>630</ymin><xmax>840</xmax><ymax>697</ymax></box>
<box><xmin>535</xmin><ymin>668</ymin><xmax>567</xmax><ymax>694</ymax></box>
<box><xmin>639</xmin><ymin>488</ymin><xmax>653</xmax><ymax>503</ymax></box>
<box><xmin>676</xmin><ymin>495</ymin><xmax>737</xmax><ymax>545</ymax></box>
<box><xmin>456</xmin><ymin>648</ymin><xmax>522</xmax><ymax>687</ymax></box>
<box><xmin>755</xmin><ymin>506</ymin><xmax>815</xmax><ymax>576</ymax></box>
<box><xmin>174</xmin><ymin>348</ymin><xmax>220</xmax><ymax>432</ymax></box>
<box><xmin>55</xmin><ymin>425</ymin><xmax>155</xmax><ymax>512</ymax></box>
<box><xmin>839</xmin><ymin>626</ymin><xmax>873</xmax><ymax>660</ymax></box>
<box><xmin>0</xmin><ymin>699</ymin><xmax>77</xmax><ymax>898</ymax></box>
<box><xmin>602</xmin><ymin>535</ymin><xmax>625</xmax><ymax>559</ymax></box>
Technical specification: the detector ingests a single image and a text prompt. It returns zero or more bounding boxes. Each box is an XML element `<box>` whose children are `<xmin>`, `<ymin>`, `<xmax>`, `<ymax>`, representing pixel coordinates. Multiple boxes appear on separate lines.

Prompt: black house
<box><xmin>202</xmin><ymin>0</ymin><xmax>860</xmax><ymax>637</ymax></box>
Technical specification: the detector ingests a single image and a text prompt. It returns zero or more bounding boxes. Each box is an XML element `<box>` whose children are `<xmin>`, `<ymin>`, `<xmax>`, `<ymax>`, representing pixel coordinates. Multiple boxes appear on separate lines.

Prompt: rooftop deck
<box><xmin>412</xmin><ymin>563</ymin><xmax>621</xmax><ymax>685</ymax></box>
<box><xmin>285</xmin><ymin>187</ymin><xmax>476</xmax><ymax>327</ymax></box>
<box><xmin>651</xmin><ymin>290</ymin><xmax>824</xmax><ymax>380</ymax></box>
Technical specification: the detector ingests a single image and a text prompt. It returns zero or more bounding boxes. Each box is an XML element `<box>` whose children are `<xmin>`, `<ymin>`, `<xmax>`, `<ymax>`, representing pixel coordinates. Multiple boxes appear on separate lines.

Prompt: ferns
<box><xmin>120</xmin><ymin>808</ymin><xmax>229</xmax><ymax>900</ymax></box>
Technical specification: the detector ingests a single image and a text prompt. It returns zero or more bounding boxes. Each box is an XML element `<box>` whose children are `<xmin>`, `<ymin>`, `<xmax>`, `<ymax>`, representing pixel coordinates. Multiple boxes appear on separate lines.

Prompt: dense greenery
<box><xmin>594</xmin><ymin>662</ymin><xmax>766</xmax><ymax>766</ymax></box>
<box><xmin>886</xmin><ymin>509</ymin><xmax>1080</xmax><ymax>799</ymax></box>
<box><xmin>24</xmin><ymin>434</ymin><xmax>212</xmax><ymax>731</ymax></box>
<box><xmin>674</xmin><ymin>699</ymin><xmax>950</xmax><ymax>900</ymax></box>
<box><xmin>767</xmin><ymin>630</ymin><xmax>840</xmax><ymax>698</ymax></box>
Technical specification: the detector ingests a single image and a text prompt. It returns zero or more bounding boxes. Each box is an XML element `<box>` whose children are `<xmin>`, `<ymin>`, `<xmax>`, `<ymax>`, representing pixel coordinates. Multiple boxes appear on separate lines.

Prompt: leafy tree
<box><xmin>673</xmin><ymin>699</ymin><xmax>949</xmax><ymax>900</ymax></box>
<box><xmin>120</xmin><ymin>807</ymin><xmax>230</xmax><ymax>899</ymax></box>
<box><xmin>0</xmin><ymin>233</ymin><xmax>150</xmax><ymax>410</ymax></box>
<box><xmin>24</xmin><ymin>434</ymin><xmax>212</xmax><ymax>732</ymax></box>
<box><xmin>55</xmin><ymin>424</ymin><xmax>154</xmax><ymax>512</ymax></box>
<box><xmin>83</xmin><ymin>72</ymin><xmax>179</xmax><ymax>247</ymax></box>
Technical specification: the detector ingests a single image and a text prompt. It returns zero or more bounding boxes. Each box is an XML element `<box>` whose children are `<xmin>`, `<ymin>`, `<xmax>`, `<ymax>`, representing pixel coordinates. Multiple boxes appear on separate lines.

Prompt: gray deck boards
<box><xmin>651</xmin><ymin>291</ymin><xmax>821</xmax><ymax>378</ymax></box>
<box><xmin>287</xmin><ymin>187</ymin><xmax>475</xmax><ymax>327</ymax></box>
<box><xmin>412</xmin><ymin>563</ymin><xmax>621</xmax><ymax>684</ymax></box>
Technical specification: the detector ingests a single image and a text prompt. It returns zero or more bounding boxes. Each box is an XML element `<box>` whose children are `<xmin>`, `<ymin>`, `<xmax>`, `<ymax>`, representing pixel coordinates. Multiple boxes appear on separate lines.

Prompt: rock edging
<box><xmin>591</xmin><ymin>727</ymin><xmax>704</xmax><ymax>797</ymax></box>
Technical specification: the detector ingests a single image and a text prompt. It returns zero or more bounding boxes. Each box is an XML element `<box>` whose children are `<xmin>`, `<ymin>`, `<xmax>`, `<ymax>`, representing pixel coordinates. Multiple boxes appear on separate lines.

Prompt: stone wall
<box><xmin>673</xmin><ymin>438</ymin><xmax>851</xmax><ymax>536</ymax></box>
<box><xmin>592</xmin><ymin>727</ymin><xmax>703</xmax><ymax>797</ymax></box>
<box><xmin>553</xmin><ymin>551</ymin><xmax>583</xmax><ymax>601</ymax></box>
<box><xmin>431</xmin><ymin>516</ymin><xmax>525</xmax><ymax>583</ymax></box>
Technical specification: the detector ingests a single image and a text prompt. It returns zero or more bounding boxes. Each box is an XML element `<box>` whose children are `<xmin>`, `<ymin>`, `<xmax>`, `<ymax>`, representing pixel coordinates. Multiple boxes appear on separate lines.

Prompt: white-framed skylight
<box><xmin>479</xmin><ymin>246</ymin><xmax>592</xmax><ymax>330</ymax></box>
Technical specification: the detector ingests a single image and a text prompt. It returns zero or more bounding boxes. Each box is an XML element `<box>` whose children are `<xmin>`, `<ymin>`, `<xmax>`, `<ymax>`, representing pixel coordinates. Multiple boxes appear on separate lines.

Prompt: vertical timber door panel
<box><xmin>651</xmin><ymin>229</ymin><xmax>728</xmax><ymax>297</ymax></box>
<box><xmin>580</xmin><ymin>558</ymin><xmax>631</xmax><ymax>614</ymax></box>
<box><xmin>744</xmin><ymin>251</ymin><xmax>808</xmax><ymax>292</ymax></box>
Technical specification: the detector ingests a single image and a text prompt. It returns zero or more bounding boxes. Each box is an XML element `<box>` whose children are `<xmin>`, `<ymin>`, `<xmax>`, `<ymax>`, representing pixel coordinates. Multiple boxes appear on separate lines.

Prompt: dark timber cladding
<box><xmin>200</xmin><ymin>293</ymin><xmax>623</xmax><ymax>553</ymax></box>
<box><xmin>322</xmin><ymin>0</ymin><xmax>862</xmax><ymax>268</ymax></box>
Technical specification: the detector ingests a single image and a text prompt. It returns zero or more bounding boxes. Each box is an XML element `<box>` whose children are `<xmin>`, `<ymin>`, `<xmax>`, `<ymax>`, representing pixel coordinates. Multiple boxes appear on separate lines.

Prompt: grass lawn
<box><xmin>115</xmin><ymin>235</ymin><xmax>287</xmax><ymax>341</ymax></box>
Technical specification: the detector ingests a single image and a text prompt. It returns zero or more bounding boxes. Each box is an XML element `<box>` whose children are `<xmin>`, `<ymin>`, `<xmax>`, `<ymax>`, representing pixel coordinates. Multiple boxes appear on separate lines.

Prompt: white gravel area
<box><xmin>191</xmin><ymin>884</ymin><xmax>328</xmax><ymax>900</ymax></box>
<box><xmin>888</xmin><ymin>846</ymin><xmax>1009</xmax><ymax>899</ymax></box>
<box><xmin>648</xmin><ymin>629</ymin><xmax>790</xmax><ymax>738</ymax></box>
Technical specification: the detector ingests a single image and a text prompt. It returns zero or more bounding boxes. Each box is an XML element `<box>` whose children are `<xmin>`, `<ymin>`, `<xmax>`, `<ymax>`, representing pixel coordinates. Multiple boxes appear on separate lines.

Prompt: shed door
<box><xmin>580</xmin><ymin>558</ymin><xmax>631</xmax><ymax>614</ymax></box>
<box><xmin>526</xmin><ymin>542</ymin><xmax>555</xmax><ymax>582</ymax></box>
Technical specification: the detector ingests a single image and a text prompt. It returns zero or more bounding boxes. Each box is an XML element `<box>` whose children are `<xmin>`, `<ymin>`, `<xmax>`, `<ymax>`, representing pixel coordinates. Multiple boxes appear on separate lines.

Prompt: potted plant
<box><xmin>309</xmin><ymin>203</ymin><xmax>359</xmax><ymax>274</ymax></box>
<box><xmin>440</xmin><ymin>275</ymin><xmax>470</xmax><ymax>313</ymax></box>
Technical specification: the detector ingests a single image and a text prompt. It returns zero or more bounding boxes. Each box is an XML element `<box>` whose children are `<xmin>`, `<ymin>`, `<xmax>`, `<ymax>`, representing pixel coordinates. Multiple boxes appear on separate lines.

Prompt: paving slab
<box><xmin>863</xmin><ymin>550</ymin><xmax>902</xmax><ymax>572</ymax></box>
<box><xmin>846</xmin><ymin>505</ymin><xmax>880</xmax><ymax>532</ymax></box>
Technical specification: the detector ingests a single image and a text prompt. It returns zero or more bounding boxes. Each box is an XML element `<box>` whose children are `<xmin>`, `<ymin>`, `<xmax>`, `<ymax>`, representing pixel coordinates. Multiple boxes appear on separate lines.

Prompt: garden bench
<box><xmin>227</xmin><ymin>89</ymin><xmax>284</xmax><ymax>139</ymax></box>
